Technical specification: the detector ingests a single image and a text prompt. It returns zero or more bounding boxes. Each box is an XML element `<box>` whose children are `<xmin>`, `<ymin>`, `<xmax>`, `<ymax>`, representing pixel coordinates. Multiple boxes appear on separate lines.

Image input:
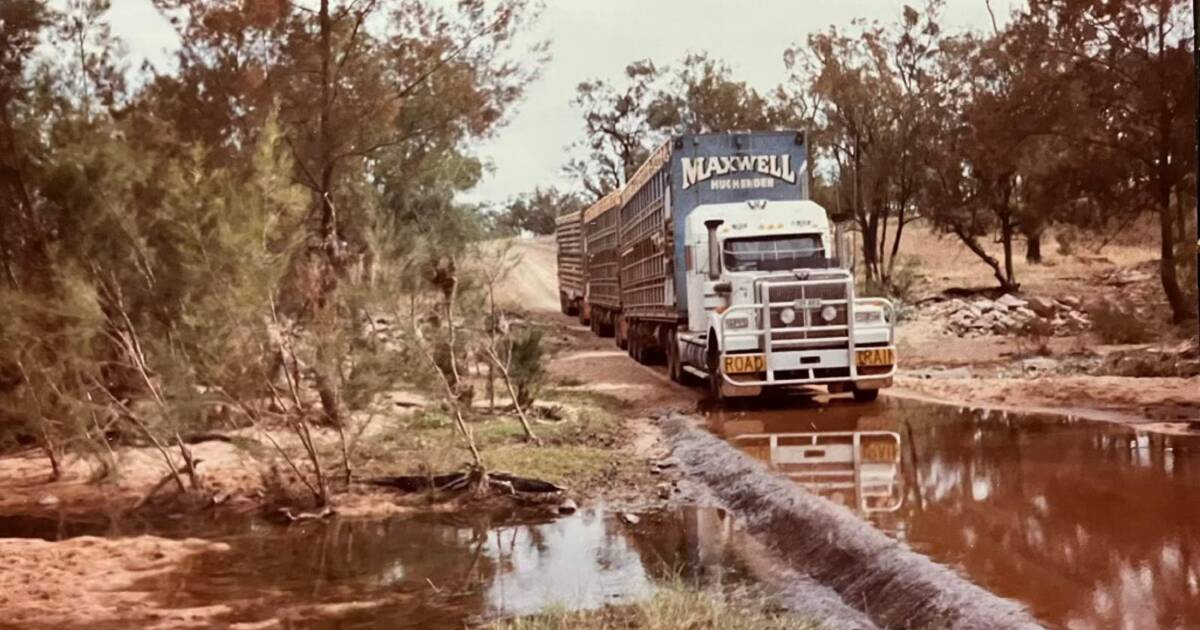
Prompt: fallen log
<box><xmin>363</xmin><ymin>470</ymin><xmax>565</xmax><ymax>498</ymax></box>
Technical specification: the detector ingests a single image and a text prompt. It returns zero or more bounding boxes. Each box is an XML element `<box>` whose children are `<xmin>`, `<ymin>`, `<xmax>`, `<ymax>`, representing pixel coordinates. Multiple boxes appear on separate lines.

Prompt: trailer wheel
<box><xmin>594</xmin><ymin>309</ymin><xmax>613</xmax><ymax>337</ymax></box>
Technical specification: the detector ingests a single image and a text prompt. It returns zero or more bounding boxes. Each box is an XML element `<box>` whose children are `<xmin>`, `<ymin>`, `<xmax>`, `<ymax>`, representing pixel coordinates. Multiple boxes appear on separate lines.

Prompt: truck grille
<box><xmin>762</xmin><ymin>281</ymin><xmax>849</xmax><ymax>342</ymax></box>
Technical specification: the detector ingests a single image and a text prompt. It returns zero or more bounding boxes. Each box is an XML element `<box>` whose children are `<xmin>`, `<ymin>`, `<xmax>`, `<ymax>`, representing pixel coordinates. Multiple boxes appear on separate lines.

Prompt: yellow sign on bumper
<box><xmin>855</xmin><ymin>348</ymin><xmax>895</xmax><ymax>367</ymax></box>
<box><xmin>723</xmin><ymin>354</ymin><xmax>766</xmax><ymax>374</ymax></box>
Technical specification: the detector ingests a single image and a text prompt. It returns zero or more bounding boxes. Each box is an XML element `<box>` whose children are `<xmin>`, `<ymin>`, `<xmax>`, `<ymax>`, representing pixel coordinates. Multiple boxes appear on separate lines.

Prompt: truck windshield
<box><xmin>723</xmin><ymin>235</ymin><xmax>825</xmax><ymax>272</ymax></box>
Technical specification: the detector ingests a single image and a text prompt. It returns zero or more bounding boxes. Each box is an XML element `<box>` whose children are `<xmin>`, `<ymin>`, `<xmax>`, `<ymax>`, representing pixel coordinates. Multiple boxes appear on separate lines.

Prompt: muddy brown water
<box><xmin>704</xmin><ymin>396</ymin><xmax>1200</xmax><ymax>630</ymax></box>
<box><xmin>0</xmin><ymin>506</ymin><xmax>747</xmax><ymax>628</ymax></box>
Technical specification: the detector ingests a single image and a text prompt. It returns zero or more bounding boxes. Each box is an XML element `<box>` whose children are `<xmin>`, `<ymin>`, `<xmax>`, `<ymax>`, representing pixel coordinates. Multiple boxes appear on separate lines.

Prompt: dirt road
<box><xmin>513</xmin><ymin>234</ymin><xmax>1199</xmax><ymax>426</ymax></box>
<box><xmin>495</xmin><ymin>236</ymin><xmax>562</xmax><ymax>314</ymax></box>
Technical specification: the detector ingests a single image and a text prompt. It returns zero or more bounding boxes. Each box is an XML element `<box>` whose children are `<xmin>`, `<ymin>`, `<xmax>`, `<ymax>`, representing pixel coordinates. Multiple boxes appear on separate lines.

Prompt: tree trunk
<box><xmin>1025</xmin><ymin>232</ymin><xmax>1042</xmax><ymax>264</ymax></box>
<box><xmin>1157</xmin><ymin>194</ymin><xmax>1192</xmax><ymax>323</ymax></box>
<box><xmin>318</xmin><ymin>0</ymin><xmax>336</xmax><ymax>251</ymax></box>
<box><xmin>953</xmin><ymin>226</ymin><xmax>1018</xmax><ymax>292</ymax></box>
<box><xmin>1000</xmin><ymin>212</ymin><xmax>1016</xmax><ymax>288</ymax></box>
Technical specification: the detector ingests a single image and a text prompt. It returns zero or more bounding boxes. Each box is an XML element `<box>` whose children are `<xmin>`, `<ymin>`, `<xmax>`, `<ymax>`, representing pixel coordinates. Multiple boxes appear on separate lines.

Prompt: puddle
<box><xmin>705</xmin><ymin>397</ymin><xmax>1200</xmax><ymax>630</ymax></box>
<box><xmin>2</xmin><ymin>506</ymin><xmax>744</xmax><ymax>628</ymax></box>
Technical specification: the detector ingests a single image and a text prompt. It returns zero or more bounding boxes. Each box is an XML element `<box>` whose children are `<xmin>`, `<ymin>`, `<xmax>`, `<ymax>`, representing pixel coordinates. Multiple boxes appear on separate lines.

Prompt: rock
<box><xmin>1020</xmin><ymin>357</ymin><xmax>1059</xmax><ymax>374</ymax></box>
<box><xmin>1026</xmin><ymin>296</ymin><xmax>1058</xmax><ymax>317</ymax></box>
<box><xmin>1012</xmin><ymin>307</ymin><xmax>1038</xmax><ymax>321</ymax></box>
<box><xmin>976</xmin><ymin>299</ymin><xmax>999</xmax><ymax>313</ymax></box>
<box><xmin>621</xmin><ymin>513</ymin><xmax>640</xmax><ymax>525</ymax></box>
<box><xmin>652</xmin><ymin>456</ymin><xmax>681</xmax><ymax>470</ymax></box>
<box><xmin>1058</xmin><ymin>295</ymin><xmax>1082</xmax><ymax>309</ymax></box>
<box><xmin>996</xmin><ymin>294</ymin><xmax>1028</xmax><ymax>309</ymax></box>
<box><xmin>557</xmin><ymin>499</ymin><xmax>578</xmax><ymax>515</ymax></box>
<box><xmin>38</xmin><ymin>495</ymin><xmax>60</xmax><ymax>507</ymax></box>
<box><xmin>920</xmin><ymin>366</ymin><xmax>973</xmax><ymax>379</ymax></box>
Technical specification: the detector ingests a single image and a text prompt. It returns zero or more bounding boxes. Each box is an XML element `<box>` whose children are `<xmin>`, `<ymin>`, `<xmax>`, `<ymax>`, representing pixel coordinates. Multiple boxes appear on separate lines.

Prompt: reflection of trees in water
<box><xmin>160</xmin><ymin>509</ymin><xmax>718</xmax><ymax>626</ymax></box>
<box><xmin>894</xmin><ymin>405</ymin><xmax>1200</xmax><ymax>629</ymax></box>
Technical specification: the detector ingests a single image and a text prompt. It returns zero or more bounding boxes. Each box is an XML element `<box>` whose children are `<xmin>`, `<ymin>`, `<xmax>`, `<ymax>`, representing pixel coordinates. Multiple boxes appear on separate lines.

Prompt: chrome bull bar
<box><xmin>730</xmin><ymin>430</ymin><xmax>904</xmax><ymax>513</ymax></box>
<box><xmin>716</xmin><ymin>271</ymin><xmax>896</xmax><ymax>386</ymax></box>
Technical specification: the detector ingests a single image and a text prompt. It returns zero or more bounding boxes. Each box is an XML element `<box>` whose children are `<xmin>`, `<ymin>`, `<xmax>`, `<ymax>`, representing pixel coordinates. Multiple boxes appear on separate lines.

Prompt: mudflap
<box><xmin>719</xmin><ymin>380</ymin><xmax>763</xmax><ymax>398</ymax></box>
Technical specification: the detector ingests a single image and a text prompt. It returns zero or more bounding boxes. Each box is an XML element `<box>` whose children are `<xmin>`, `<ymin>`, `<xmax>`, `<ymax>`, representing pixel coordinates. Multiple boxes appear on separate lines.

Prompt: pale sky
<box><xmin>105</xmin><ymin>0</ymin><xmax>1016</xmax><ymax>204</ymax></box>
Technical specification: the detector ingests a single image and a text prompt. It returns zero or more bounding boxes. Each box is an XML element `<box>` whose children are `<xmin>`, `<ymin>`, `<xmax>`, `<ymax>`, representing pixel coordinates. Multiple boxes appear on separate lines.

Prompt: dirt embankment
<box><xmin>888</xmin><ymin>222</ymin><xmax>1199</xmax><ymax>426</ymax></box>
<box><xmin>0</xmin><ymin>535</ymin><xmax>231</xmax><ymax>629</ymax></box>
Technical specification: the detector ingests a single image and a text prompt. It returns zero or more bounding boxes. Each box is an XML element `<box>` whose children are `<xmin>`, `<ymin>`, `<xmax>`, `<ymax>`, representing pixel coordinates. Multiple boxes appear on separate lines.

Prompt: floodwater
<box><xmin>0</xmin><ymin>506</ymin><xmax>744</xmax><ymax>628</ymax></box>
<box><xmin>705</xmin><ymin>397</ymin><xmax>1200</xmax><ymax>630</ymax></box>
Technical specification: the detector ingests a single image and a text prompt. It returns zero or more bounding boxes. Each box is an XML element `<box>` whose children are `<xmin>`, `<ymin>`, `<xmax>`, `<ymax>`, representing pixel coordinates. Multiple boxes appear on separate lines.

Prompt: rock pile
<box><xmin>931</xmin><ymin>293</ymin><xmax>1091</xmax><ymax>337</ymax></box>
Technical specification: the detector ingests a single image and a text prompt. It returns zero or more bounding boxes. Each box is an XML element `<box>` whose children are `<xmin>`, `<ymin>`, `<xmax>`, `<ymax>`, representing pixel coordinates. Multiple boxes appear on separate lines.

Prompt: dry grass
<box><xmin>492</xmin><ymin>582</ymin><xmax>814</xmax><ymax>630</ymax></box>
<box><xmin>889</xmin><ymin>219</ymin><xmax>1158</xmax><ymax>298</ymax></box>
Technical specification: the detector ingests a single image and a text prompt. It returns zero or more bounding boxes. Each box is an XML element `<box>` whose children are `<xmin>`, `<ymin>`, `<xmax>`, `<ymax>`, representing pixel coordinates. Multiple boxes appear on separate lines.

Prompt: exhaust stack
<box><xmin>704</xmin><ymin>219</ymin><xmax>724</xmax><ymax>280</ymax></box>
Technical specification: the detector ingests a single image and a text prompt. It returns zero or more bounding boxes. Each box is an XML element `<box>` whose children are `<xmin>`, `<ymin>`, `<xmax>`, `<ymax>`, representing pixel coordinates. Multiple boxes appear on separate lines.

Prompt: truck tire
<box><xmin>706</xmin><ymin>343</ymin><xmax>726</xmax><ymax>402</ymax></box>
<box><xmin>667</xmin><ymin>328</ymin><xmax>690</xmax><ymax>384</ymax></box>
<box><xmin>616</xmin><ymin>316</ymin><xmax>629</xmax><ymax>350</ymax></box>
<box><xmin>852</xmin><ymin>387</ymin><xmax>879</xmax><ymax>403</ymax></box>
<box><xmin>559</xmin><ymin>292</ymin><xmax>570</xmax><ymax>315</ymax></box>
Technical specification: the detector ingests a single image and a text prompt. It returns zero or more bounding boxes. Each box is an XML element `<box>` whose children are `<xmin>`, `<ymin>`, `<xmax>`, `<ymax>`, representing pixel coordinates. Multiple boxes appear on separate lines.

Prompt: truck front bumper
<box><xmin>715</xmin><ymin>271</ymin><xmax>897</xmax><ymax>388</ymax></box>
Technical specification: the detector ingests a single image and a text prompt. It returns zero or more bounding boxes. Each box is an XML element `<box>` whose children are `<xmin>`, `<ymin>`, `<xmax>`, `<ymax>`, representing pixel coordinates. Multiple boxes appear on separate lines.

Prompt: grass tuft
<box><xmin>492</xmin><ymin>582</ymin><xmax>815</xmax><ymax>630</ymax></box>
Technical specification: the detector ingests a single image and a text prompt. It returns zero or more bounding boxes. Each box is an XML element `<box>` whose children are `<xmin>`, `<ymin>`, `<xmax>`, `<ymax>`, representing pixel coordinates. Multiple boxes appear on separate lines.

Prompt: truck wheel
<box><xmin>559</xmin><ymin>292</ymin><xmax>570</xmax><ymax>315</ymax></box>
<box><xmin>667</xmin><ymin>329</ymin><xmax>688</xmax><ymax>384</ymax></box>
<box><xmin>852</xmin><ymin>387</ymin><xmax>879</xmax><ymax>403</ymax></box>
<box><xmin>706</xmin><ymin>344</ymin><xmax>726</xmax><ymax>402</ymax></box>
<box><xmin>616</xmin><ymin>316</ymin><xmax>629</xmax><ymax>350</ymax></box>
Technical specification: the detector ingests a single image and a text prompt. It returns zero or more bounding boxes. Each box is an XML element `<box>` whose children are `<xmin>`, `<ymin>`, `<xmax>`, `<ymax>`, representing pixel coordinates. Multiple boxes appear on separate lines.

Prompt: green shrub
<box><xmin>1088</xmin><ymin>301</ymin><xmax>1154</xmax><ymax>344</ymax></box>
<box><xmin>508</xmin><ymin>326</ymin><xmax>546</xmax><ymax>407</ymax></box>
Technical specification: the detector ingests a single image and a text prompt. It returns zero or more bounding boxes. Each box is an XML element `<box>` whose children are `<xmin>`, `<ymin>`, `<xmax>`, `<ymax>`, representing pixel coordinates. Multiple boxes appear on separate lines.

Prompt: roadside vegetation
<box><xmin>546</xmin><ymin>0</ymin><xmax>1195</xmax><ymax>321</ymax></box>
<box><xmin>353</xmin><ymin>387</ymin><xmax>633</xmax><ymax>493</ymax></box>
<box><xmin>0</xmin><ymin>0</ymin><xmax>585</xmax><ymax>514</ymax></box>
<box><xmin>494</xmin><ymin>582</ymin><xmax>814</xmax><ymax>630</ymax></box>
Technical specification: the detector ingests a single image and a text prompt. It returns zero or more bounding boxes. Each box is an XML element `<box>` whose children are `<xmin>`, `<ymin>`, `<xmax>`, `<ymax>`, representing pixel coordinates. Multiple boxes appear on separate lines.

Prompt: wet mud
<box><xmin>697</xmin><ymin>396</ymin><xmax>1200</xmax><ymax>630</ymax></box>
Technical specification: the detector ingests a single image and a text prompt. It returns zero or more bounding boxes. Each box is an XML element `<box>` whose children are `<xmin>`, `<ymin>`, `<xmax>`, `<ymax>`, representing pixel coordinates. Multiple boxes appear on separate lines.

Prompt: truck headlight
<box><xmin>725</xmin><ymin>316</ymin><xmax>750</xmax><ymax>329</ymax></box>
<box><xmin>779</xmin><ymin>308</ymin><xmax>796</xmax><ymax>325</ymax></box>
<box><xmin>820</xmin><ymin>305</ymin><xmax>838</xmax><ymax>322</ymax></box>
<box><xmin>855</xmin><ymin>310</ymin><xmax>883</xmax><ymax>324</ymax></box>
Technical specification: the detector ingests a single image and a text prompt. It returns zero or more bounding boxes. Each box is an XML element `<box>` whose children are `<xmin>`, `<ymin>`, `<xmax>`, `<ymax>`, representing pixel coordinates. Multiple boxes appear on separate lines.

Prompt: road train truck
<box><xmin>555</xmin><ymin>131</ymin><xmax>896</xmax><ymax>401</ymax></box>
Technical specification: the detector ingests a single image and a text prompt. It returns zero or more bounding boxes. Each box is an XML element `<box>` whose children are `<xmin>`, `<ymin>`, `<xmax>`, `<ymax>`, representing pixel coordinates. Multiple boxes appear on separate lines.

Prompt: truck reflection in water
<box><xmin>732</xmin><ymin>426</ymin><xmax>903</xmax><ymax>516</ymax></box>
<box><xmin>705</xmin><ymin>398</ymin><xmax>1200</xmax><ymax>630</ymax></box>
